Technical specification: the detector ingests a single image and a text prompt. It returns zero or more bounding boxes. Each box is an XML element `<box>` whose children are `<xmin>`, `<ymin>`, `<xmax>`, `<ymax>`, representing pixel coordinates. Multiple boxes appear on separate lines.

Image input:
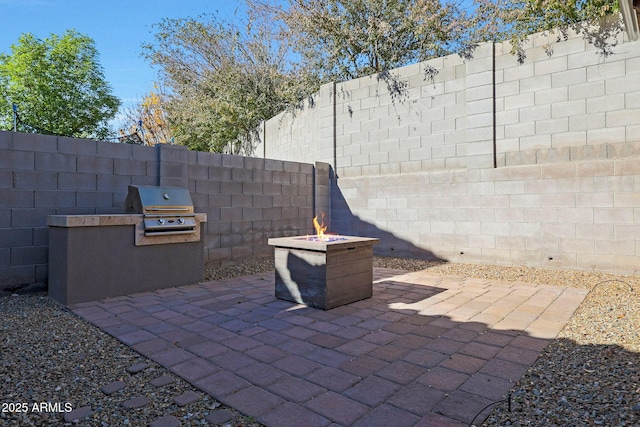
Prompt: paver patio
<box><xmin>69</xmin><ymin>267</ymin><xmax>587</xmax><ymax>426</ymax></box>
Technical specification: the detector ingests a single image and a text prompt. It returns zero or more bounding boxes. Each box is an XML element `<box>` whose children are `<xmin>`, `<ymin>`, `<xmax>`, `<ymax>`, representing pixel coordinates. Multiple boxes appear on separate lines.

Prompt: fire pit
<box><xmin>268</xmin><ymin>217</ymin><xmax>378</xmax><ymax>310</ymax></box>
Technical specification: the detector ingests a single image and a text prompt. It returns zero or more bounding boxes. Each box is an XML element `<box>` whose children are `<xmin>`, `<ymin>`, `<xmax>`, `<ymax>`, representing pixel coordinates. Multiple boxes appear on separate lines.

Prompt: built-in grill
<box><xmin>125</xmin><ymin>185</ymin><xmax>197</xmax><ymax>236</ymax></box>
<box><xmin>48</xmin><ymin>185</ymin><xmax>207</xmax><ymax>304</ymax></box>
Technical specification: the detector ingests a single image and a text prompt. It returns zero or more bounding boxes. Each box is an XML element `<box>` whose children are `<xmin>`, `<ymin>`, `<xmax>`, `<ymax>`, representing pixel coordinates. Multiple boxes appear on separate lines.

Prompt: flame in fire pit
<box><xmin>313</xmin><ymin>215</ymin><xmax>328</xmax><ymax>239</ymax></box>
<box><xmin>305</xmin><ymin>214</ymin><xmax>346</xmax><ymax>242</ymax></box>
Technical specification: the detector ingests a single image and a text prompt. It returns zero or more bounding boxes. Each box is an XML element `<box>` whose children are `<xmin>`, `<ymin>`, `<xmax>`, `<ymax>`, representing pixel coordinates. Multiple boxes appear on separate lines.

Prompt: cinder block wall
<box><xmin>260</xmin><ymin>84</ymin><xmax>335</xmax><ymax>164</ymax></box>
<box><xmin>0</xmin><ymin>131</ymin><xmax>320</xmax><ymax>293</ymax></box>
<box><xmin>255</xmin><ymin>31</ymin><xmax>640</xmax><ymax>174</ymax></box>
<box><xmin>255</xmin><ymin>41</ymin><xmax>499</xmax><ymax>173</ymax></box>
<box><xmin>333</xmin><ymin>148</ymin><xmax>640</xmax><ymax>273</ymax></box>
<box><xmin>495</xmin><ymin>31</ymin><xmax>640</xmax><ymax>167</ymax></box>
<box><xmin>253</xmin><ymin>29</ymin><xmax>640</xmax><ymax>274</ymax></box>
<box><xmin>188</xmin><ymin>152</ymin><xmax>316</xmax><ymax>265</ymax></box>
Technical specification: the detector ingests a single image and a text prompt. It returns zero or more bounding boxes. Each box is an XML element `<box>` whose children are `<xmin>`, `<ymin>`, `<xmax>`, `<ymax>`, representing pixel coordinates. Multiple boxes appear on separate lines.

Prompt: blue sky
<box><xmin>1</xmin><ymin>0</ymin><xmax>474</xmax><ymax>128</ymax></box>
<box><xmin>0</xmin><ymin>0</ymin><xmax>247</xmax><ymax>110</ymax></box>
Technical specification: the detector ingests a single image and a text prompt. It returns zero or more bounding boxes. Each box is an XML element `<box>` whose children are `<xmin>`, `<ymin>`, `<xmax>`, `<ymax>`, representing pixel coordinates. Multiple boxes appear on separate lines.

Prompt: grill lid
<box><xmin>125</xmin><ymin>185</ymin><xmax>194</xmax><ymax>215</ymax></box>
<box><xmin>125</xmin><ymin>185</ymin><xmax>197</xmax><ymax>236</ymax></box>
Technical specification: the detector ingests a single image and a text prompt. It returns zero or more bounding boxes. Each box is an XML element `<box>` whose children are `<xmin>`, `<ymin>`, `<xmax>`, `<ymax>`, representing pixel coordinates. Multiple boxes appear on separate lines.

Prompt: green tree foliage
<box><xmin>0</xmin><ymin>30</ymin><xmax>120</xmax><ymax>139</ymax></box>
<box><xmin>143</xmin><ymin>11</ymin><xmax>313</xmax><ymax>153</ymax></box>
<box><xmin>274</xmin><ymin>0</ymin><xmax>471</xmax><ymax>82</ymax></box>
<box><xmin>276</xmin><ymin>0</ymin><xmax>622</xmax><ymax>77</ymax></box>
<box><xmin>470</xmin><ymin>0</ymin><xmax>622</xmax><ymax>62</ymax></box>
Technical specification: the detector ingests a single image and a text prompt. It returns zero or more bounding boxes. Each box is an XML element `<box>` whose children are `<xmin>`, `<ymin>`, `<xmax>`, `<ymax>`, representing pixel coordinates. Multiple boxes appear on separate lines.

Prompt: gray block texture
<box><xmin>1</xmin><ymin>131</ymin><xmax>316</xmax><ymax>294</ymax></box>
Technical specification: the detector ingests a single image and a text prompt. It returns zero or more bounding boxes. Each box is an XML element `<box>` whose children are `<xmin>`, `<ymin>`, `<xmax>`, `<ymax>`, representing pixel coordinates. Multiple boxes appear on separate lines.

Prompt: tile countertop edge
<box><xmin>47</xmin><ymin>213</ymin><xmax>207</xmax><ymax>227</ymax></box>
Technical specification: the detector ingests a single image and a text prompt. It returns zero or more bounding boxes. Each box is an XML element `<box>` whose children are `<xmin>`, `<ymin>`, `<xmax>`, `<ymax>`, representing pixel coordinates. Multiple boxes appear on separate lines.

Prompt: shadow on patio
<box><xmin>69</xmin><ymin>266</ymin><xmax>593</xmax><ymax>426</ymax></box>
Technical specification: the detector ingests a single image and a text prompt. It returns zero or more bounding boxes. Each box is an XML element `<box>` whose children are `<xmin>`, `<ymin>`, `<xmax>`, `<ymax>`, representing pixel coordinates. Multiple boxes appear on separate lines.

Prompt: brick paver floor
<box><xmin>69</xmin><ymin>268</ymin><xmax>587</xmax><ymax>426</ymax></box>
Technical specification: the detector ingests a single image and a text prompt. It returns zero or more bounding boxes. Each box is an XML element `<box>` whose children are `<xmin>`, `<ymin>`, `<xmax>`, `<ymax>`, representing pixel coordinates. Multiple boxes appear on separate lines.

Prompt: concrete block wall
<box><xmin>256</xmin><ymin>50</ymin><xmax>490</xmax><ymax>175</ymax></box>
<box><xmin>0</xmin><ymin>131</ymin><xmax>320</xmax><ymax>293</ymax></box>
<box><xmin>333</xmin><ymin>152</ymin><xmax>640</xmax><ymax>274</ymax></box>
<box><xmin>495</xmin><ymin>30</ymin><xmax>640</xmax><ymax>167</ymax></box>
<box><xmin>255</xmin><ymin>30</ymin><xmax>640</xmax><ymax>177</ymax></box>
<box><xmin>258</xmin><ymin>84</ymin><xmax>335</xmax><ymax>165</ymax></box>
<box><xmin>252</xmin><ymin>28</ymin><xmax>640</xmax><ymax>274</ymax></box>
<box><xmin>313</xmin><ymin>162</ymin><xmax>332</xmax><ymax>227</ymax></box>
<box><xmin>189</xmin><ymin>153</ymin><xmax>317</xmax><ymax>266</ymax></box>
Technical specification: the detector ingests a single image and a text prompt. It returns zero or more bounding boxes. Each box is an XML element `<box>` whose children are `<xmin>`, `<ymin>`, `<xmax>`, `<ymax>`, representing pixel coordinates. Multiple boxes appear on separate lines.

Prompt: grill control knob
<box><xmin>178</xmin><ymin>218</ymin><xmax>185</xmax><ymax>224</ymax></box>
<box><xmin>163</xmin><ymin>193</ymin><xmax>170</xmax><ymax>200</ymax></box>
<box><xmin>157</xmin><ymin>219</ymin><xmax>165</xmax><ymax>225</ymax></box>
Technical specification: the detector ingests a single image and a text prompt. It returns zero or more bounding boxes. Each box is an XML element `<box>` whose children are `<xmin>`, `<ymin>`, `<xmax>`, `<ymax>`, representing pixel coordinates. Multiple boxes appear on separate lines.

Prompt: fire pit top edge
<box><xmin>268</xmin><ymin>235</ymin><xmax>378</xmax><ymax>251</ymax></box>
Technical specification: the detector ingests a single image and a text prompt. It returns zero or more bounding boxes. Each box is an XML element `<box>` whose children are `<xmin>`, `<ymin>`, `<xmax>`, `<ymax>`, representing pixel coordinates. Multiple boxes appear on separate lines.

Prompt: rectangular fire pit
<box><xmin>268</xmin><ymin>235</ymin><xmax>379</xmax><ymax>310</ymax></box>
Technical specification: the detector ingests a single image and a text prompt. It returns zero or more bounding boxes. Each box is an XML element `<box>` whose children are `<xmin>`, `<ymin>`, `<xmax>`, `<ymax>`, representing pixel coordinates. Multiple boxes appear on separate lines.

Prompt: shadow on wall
<box><xmin>329</xmin><ymin>172</ymin><xmax>446</xmax><ymax>262</ymax></box>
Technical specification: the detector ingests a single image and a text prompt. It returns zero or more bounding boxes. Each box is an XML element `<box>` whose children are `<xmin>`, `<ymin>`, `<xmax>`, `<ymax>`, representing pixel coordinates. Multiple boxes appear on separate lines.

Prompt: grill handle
<box><xmin>143</xmin><ymin>213</ymin><xmax>196</xmax><ymax>217</ymax></box>
<box><xmin>145</xmin><ymin>207</ymin><xmax>193</xmax><ymax>213</ymax></box>
<box><xmin>144</xmin><ymin>229</ymin><xmax>197</xmax><ymax>237</ymax></box>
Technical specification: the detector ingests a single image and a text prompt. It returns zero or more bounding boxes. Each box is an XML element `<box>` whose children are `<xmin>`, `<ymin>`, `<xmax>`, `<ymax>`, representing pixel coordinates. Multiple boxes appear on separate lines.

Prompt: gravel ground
<box><xmin>1</xmin><ymin>257</ymin><xmax>638</xmax><ymax>426</ymax></box>
<box><xmin>0</xmin><ymin>293</ymin><xmax>263</xmax><ymax>427</ymax></box>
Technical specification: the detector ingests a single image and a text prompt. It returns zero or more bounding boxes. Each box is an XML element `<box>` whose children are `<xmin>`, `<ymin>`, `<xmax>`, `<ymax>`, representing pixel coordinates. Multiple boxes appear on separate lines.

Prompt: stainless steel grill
<box><xmin>125</xmin><ymin>185</ymin><xmax>197</xmax><ymax>236</ymax></box>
